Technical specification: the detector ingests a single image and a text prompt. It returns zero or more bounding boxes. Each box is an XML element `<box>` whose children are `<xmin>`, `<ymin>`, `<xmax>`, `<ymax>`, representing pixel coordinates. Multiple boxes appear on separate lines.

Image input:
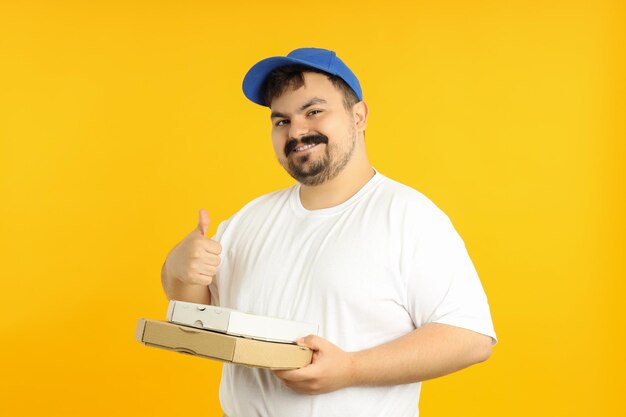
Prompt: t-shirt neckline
<box><xmin>290</xmin><ymin>169</ymin><xmax>383</xmax><ymax>217</ymax></box>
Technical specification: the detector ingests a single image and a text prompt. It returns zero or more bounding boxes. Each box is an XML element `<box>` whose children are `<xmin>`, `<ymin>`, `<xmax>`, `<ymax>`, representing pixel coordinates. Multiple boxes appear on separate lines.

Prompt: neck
<box><xmin>299</xmin><ymin>149</ymin><xmax>375</xmax><ymax>210</ymax></box>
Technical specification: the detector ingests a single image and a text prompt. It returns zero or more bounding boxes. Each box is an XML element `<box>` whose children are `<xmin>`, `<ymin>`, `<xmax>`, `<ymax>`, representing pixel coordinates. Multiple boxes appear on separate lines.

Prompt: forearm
<box><xmin>351</xmin><ymin>323</ymin><xmax>493</xmax><ymax>386</ymax></box>
<box><xmin>161</xmin><ymin>261</ymin><xmax>211</xmax><ymax>304</ymax></box>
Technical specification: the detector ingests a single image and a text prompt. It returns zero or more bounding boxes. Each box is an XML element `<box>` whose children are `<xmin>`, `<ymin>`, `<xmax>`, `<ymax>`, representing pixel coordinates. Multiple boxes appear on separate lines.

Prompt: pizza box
<box><xmin>166</xmin><ymin>300</ymin><xmax>318</xmax><ymax>343</ymax></box>
<box><xmin>135</xmin><ymin>319</ymin><xmax>313</xmax><ymax>369</ymax></box>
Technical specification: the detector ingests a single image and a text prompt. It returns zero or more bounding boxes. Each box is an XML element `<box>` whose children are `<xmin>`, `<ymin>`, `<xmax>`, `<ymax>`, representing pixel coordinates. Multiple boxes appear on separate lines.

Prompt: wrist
<box><xmin>162</xmin><ymin>260</ymin><xmax>180</xmax><ymax>290</ymax></box>
<box><xmin>346</xmin><ymin>351</ymin><xmax>361</xmax><ymax>387</ymax></box>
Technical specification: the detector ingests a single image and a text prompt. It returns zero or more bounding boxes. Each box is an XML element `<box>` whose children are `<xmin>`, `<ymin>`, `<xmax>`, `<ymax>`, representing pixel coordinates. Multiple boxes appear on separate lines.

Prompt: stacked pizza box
<box><xmin>136</xmin><ymin>300</ymin><xmax>317</xmax><ymax>369</ymax></box>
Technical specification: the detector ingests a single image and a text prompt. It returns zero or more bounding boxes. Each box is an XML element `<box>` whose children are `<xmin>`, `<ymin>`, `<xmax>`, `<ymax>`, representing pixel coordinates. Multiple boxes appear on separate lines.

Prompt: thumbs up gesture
<box><xmin>164</xmin><ymin>209</ymin><xmax>222</xmax><ymax>287</ymax></box>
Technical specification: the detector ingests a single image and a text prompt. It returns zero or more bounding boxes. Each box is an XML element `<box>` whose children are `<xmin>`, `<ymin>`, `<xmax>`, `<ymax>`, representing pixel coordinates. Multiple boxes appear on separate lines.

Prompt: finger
<box><xmin>281</xmin><ymin>378</ymin><xmax>322</xmax><ymax>395</ymax></box>
<box><xmin>197</xmin><ymin>208</ymin><xmax>210</xmax><ymax>237</ymax></box>
<box><xmin>200</xmin><ymin>253</ymin><xmax>221</xmax><ymax>267</ymax></box>
<box><xmin>186</xmin><ymin>273</ymin><xmax>212</xmax><ymax>286</ymax></box>
<box><xmin>297</xmin><ymin>335</ymin><xmax>324</xmax><ymax>351</ymax></box>
<box><xmin>192</xmin><ymin>264</ymin><xmax>217</xmax><ymax>277</ymax></box>
<box><xmin>191</xmin><ymin>242</ymin><xmax>220</xmax><ymax>260</ymax></box>
<box><xmin>272</xmin><ymin>368</ymin><xmax>310</xmax><ymax>383</ymax></box>
<box><xmin>192</xmin><ymin>239</ymin><xmax>221</xmax><ymax>258</ymax></box>
<box><xmin>203</xmin><ymin>239</ymin><xmax>222</xmax><ymax>255</ymax></box>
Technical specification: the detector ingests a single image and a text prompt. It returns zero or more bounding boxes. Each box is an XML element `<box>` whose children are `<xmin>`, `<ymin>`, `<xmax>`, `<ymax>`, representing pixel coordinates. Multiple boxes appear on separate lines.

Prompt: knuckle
<box><xmin>193</xmin><ymin>274</ymin><xmax>211</xmax><ymax>286</ymax></box>
<box><xmin>206</xmin><ymin>254</ymin><xmax>218</xmax><ymax>266</ymax></box>
<box><xmin>212</xmin><ymin>241</ymin><xmax>223</xmax><ymax>254</ymax></box>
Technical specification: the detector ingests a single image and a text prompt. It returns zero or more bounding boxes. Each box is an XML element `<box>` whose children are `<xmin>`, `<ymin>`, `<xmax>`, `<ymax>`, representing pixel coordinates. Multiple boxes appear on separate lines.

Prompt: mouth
<box><xmin>284</xmin><ymin>134</ymin><xmax>329</xmax><ymax>157</ymax></box>
<box><xmin>292</xmin><ymin>143</ymin><xmax>320</xmax><ymax>154</ymax></box>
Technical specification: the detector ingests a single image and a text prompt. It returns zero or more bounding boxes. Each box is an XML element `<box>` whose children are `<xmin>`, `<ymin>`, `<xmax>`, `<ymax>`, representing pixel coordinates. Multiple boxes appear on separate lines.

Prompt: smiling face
<box><xmin>269</xmin><ymin>72</ymin><xmax>359</xmax><ymax>186</ymax></box>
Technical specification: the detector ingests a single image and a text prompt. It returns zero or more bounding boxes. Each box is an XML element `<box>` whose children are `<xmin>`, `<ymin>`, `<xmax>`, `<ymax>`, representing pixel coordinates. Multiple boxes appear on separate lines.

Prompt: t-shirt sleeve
<box><xmin>208</xmin><ymin>217</ymin><xmax>233</xmax><ymax>307</ymax></box>
<box><xmin>405</xmin><ymin>208</ymin><xmax>497</xmax><ymax>343</ymax></box>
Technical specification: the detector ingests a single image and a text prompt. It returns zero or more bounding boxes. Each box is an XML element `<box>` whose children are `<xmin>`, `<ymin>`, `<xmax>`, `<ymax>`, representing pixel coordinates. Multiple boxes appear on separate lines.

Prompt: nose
<box><xmin>288</xmin><ymin>116</ymin><xmax>312</xmax><ymax>140</ymax></box>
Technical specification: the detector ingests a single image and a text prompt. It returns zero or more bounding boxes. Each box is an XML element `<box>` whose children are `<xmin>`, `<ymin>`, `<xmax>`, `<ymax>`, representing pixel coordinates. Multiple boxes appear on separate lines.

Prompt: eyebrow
<box><xmin>270</xmin><ymin>98</ymin><xmax>328</xmax><ymax>119</ymax></box>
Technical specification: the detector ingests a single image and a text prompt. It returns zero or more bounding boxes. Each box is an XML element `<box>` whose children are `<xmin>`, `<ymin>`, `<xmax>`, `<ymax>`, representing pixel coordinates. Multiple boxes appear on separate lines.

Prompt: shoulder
<box><xmin>372</xmin><ymin>173</ymin><xmax>451</xmax><ymax>227</ymax></box>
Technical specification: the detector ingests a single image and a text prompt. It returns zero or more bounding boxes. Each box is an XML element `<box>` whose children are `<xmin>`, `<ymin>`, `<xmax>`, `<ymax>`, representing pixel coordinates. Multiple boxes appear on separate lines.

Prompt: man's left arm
<box><xmin>273</xmin><ymin>323</ymin><xmax>493</xmax><ymax>395</ymax></box>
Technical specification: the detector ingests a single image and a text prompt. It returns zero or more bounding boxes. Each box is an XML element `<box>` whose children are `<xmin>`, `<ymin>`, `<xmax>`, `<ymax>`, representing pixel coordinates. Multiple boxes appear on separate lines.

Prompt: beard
<box><xmin>281</xmin><ymin>126</ymin><xmax>357</xmax><ymax>186</ymax></box>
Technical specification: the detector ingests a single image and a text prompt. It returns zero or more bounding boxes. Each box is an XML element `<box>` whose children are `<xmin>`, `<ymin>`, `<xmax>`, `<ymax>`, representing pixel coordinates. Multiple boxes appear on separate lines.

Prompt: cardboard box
<box><xmin>135</xmin><ymin>319</ymin><xmax>313</xmax><ymax>369</ymax></box>
<box><xmin>167</xmin><ymin>300</ymin><xmax>319</xmax><ymax>343</ymax></box>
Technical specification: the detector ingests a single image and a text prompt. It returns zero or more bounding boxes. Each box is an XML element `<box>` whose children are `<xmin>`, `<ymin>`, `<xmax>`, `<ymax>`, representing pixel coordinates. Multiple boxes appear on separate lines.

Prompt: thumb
<box><xmin>197</xmin><ymin>208</ymin><xmax>210</xmax><ymax>237</ymax></box>
<box><xmin>297</xmin><ymin>335</ymin><xmax>324</xmax><ymax>351</ymax></box>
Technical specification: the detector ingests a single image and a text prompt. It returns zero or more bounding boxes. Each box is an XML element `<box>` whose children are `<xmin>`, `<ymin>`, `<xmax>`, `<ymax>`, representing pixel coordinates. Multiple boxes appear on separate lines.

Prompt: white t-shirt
<box><xmin>210</xmin><ymin>171</ymin><xmax>496</xmax><ymax>417</ymax></box>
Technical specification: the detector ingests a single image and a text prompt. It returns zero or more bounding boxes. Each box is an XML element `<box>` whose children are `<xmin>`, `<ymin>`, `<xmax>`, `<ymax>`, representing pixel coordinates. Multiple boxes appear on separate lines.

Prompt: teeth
<box><xmin>295</xmin><ymin>143</ymin><xmax>316</xmax><ymax>152</ymax></box>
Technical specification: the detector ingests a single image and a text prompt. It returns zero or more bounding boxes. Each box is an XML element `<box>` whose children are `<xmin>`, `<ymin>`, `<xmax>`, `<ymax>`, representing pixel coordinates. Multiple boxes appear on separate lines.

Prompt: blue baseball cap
<box><xmin>242</xmin><ymin>47</ymin><xmax>363</xmax><ymax>107</ymax></box>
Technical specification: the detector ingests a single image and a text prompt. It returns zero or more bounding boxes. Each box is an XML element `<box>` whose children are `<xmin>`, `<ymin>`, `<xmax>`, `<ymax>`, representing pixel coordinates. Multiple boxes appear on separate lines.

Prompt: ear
<box><xmin>353</xmin><ymin>100</ymin><xmax>368</xmax><ymax>132</ymax></box>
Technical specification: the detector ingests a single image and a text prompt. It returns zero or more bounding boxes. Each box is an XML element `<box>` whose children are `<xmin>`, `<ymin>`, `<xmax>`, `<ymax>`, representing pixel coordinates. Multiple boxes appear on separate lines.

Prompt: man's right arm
<box><xmin>161</xmin><ymin>209</ymin><xmax>222</xmax><ymax>305</ymax></box>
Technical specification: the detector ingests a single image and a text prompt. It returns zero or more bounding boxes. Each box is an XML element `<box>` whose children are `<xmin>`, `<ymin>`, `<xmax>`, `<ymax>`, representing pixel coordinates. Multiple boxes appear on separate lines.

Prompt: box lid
<box><xmin>167</xmin><ymin>300</ymin><xmax>319</xmax><ymax>343</ymax></box>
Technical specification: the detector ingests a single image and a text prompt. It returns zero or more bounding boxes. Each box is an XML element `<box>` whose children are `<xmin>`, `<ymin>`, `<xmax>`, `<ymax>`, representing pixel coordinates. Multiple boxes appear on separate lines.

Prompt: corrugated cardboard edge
<box><xmin>169</xmin><ymin>300</ymin><xmax>232</xmax><ymax>333</ymax></box>
<box><xmin>166</xmin><ymin>300</ymin><xmax>176</xmax><ymax>321</ymax></box>
<box><xmin>136</xmin><ymin>319</ymin><xmax>313</xmax><ymax>369</ymax></box>
<box><xmin>135</xmin><ymin>318</ymin><xmax>147</xmax><ymax>344</ymax></box>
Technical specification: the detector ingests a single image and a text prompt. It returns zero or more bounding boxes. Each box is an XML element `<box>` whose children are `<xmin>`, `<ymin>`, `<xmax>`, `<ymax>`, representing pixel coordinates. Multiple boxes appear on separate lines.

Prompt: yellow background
<box><xmin>1</xmin><ymin>0</ymin><xmax>624</xmax><ymax>415</ymax></box>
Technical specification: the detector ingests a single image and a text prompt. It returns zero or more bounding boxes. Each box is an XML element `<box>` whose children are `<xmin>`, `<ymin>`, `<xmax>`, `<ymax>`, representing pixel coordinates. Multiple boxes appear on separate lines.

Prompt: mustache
<box><xmin>284</xmin><ymin>134</ymin><xmax>329</xmax><ymax>156</ymax></box>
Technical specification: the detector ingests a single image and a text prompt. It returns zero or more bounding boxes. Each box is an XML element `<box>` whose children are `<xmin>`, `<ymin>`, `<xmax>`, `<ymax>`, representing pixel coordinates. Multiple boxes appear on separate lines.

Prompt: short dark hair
<box><xmin>262</xmin><ymin>64</ymin><xmax>360</xmax><ymax>110</ymax></box>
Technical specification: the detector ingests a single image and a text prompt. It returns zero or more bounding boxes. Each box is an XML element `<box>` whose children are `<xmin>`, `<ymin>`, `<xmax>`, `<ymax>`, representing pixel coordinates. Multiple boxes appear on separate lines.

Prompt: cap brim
<box><xmin>242</xmin><ymin>56</ymin><xmax>332</xmax><ymax>107</ymax></box>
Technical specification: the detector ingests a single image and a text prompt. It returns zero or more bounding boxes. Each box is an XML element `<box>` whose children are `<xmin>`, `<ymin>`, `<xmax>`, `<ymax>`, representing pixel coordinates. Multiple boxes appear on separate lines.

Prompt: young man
<box><xmin>162</xmin><ymin>48</ymin><xmax>497</xmax><ymax>417</ymax></box>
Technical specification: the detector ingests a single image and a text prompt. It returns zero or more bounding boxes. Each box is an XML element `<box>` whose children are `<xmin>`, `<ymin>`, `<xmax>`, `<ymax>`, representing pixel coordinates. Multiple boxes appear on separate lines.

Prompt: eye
<box><xmin>275</xmin><ymin>119</ymin><xmax>289</xmax><ymax>127</ymax></box>
<box><xmin>307</xmin><ymin>110</ymin><xmax>322</xmax><ymax>117</ymax></box>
